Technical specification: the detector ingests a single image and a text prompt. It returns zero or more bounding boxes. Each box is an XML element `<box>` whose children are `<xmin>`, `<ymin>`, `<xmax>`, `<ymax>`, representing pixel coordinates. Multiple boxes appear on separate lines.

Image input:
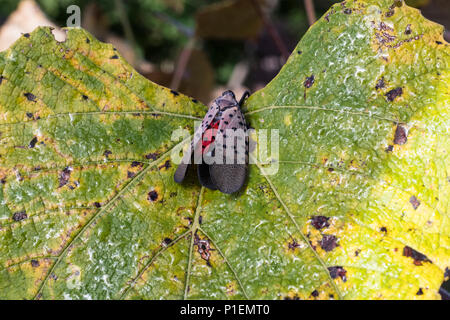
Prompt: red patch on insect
<box><xmin>201</xmin><ymin>120</ymin><xmax>219</xmax><ymax>154</ymax></box>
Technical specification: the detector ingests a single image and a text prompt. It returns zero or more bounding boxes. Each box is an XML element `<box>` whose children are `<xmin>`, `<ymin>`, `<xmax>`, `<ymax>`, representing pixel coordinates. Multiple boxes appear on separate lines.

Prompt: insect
<box><xmin>174</xmin><ymin>90</ymin><xmax>250</xmax><ymax>194</ymax></box>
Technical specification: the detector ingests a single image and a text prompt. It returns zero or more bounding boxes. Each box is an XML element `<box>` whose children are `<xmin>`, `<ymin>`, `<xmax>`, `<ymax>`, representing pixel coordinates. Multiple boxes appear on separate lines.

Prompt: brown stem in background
<box><xmin>114</xmin><ymin>0</ymin><xmax>140</xmax><ymax>59</ymax></box>
<box><xmin>250</xmin><ymin>0</ymin><xmax>290</xmax><ymax>61</ymax></box>
<box><xmin>303</xmin><ymin>0</ymin><xmax>316</xmax><ymax>26</ymax></box>
<box><xmin>170</xmin><ymin>37</ymin><xmax>196</xmax><ymax>91</ymax></box>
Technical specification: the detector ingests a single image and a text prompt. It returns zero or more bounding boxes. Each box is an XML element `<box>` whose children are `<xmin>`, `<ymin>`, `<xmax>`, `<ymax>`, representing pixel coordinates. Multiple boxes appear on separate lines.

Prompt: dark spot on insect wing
<box><xmin>436</xmin><ymin>41</ymin><xmax>443</xmax><ymax>45</ymax></box>
<box><xmin>304</xmin><ymin>75</ymin><xmax>315</xmax><ymax>88</ymax></box>
<box><xmin>148</xmin><ymin>190</ymin><xmax>158</xmax><ymax>202</ymax></box>
<box><xmin>82</xmin><ymin>95</ymin><xmax>88</xmax><ymax>100</ymax></box>
<box><xmin>311</xmin><ymin>216</ymin><xmax>330</xmax><ymax>230</ymax></box>
<box><xmin>328</xmin><ymin>266</ymin><xmax>347</xmax><ymax>282</ymax></box>
<box><xmin>23</xmin><ymin>33</ymin><xmax>30</xmax><ymax>38</ymax></box>
<box><xmin>13</xmin><ymin>211</ymin><xmax>27</xmax><ymax>221</ymax></box>
<box><xmin>31</xmin><ymin>260</ymin><xmax>40</xmax><ymax>267</ymax></box>
<box><xmin>416</xmin><ymin>288</ymin><xmax>424</xmax><ymax>295</ymax></box>
<box><xmin>26</xmin><ymin>112</ymin><xmax>33</xmax><ymax>118</ymax></box>
<box><xmin>24</xmin><ymin>92</ymin><xmax>36</xmax><ymax>102</ymax></box>
<box><xmin>297</xmin><ymin>50</ymin><xmax>302</xmax><ymax>54</ymax></box>
<box><xmin>110</xmin><ymin>55</ymin><xmax>119</xmax><ymax>59</ymax></box>
<box><xmin>402</xmin><ymin>246</ymin><xmax>431</xmax><ymax>265</ymax></box>
<box><xmin>170</xmin><ymin>90</ymin><xmax>179</xmax><ymax>96</ymax></box>
<box><xmin>385</xmin><ymin>87</ymin><xmax>402</xmax><ymax>101</ymax></box>
<box><xmin>28</xmin><ymin>137</ymin><xmax>38</xmax><ymax>148</ymax></box>
<box><xmin>86</xmin><ymin>38</ymin><xmax>90</xmax><ymax>43</ymax></box>
<box><xmin>394</xmin><ymin>125</ymin><xmax>407</xmax><ymax>145</ymax></box>
<box><xmin>409</xmin><ymin>195</ymin><xmax>420</xmax><ymax>210</ymax></box>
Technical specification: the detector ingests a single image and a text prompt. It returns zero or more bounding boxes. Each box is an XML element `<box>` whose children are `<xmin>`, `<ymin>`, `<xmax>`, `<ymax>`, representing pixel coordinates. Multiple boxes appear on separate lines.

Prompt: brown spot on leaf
<box><xmin>127</xmin><ymin>171</ymin><xmax>135</xmax><ymax>178</ymax></box>
<box><xmin>59</xmin><ymin>167</ymin><xmax>72</xmax><ymax>188</ymax></box>
<box><xmin>131</xmin><ymin>161</ymin><xmax>142</xmax><ymax>167</ymax></box>
<box><xmin>170</xmin><ymin>90</ymin><xmax>179</xmax><ymax>96</ymax></box>
<box><xmin>162</xmin><ymin>238</ymin><xmax>172</xmax><ymax>246</ymax></box>
<box><xmin>13</xmin><ymin>211</ymin><xmax>27</xmax><ymax>221</ymax></box>
<box><xmin>158</xmin><ymin>160</ymin><xmax>171</xmax><ymax>170</ymax></box>
<box><xmin>328</xmin><ymin>266</ymin><xmax>347</xmax><ymax>282</ymax></box>
<box><xmin>288</xmin><ymin>238</ymin><xmax>301</xmax><ymax>250</ymax></box>
<box><xmin>343</xmin><ymin>8</ymin><xmax>352</xmax><ymax>14</ymax></box>
<box><xmin>145</xmin><ymin>152</ymin><xmax>159</xmax><ymax>160</ymax></box>
<box><xmin>104</xmin><ymin>150</ymin><xmax>112</xmax><ymax>157</ymax></box>
<box><xmin>311</xmin><ymin>290</ymin><xmax>319</xmax><ymax>297</ymax></box>
<box><xmin>385</xmin><ymin>87</ymin><xmax>403</xmax><ymax>102</ymax></box>
<box><xmin>23</xmin><ymin>33</ymin><xmax>30</xmax><ymax>38</ymax></box>
<box><xmin>304</xmin><ymin>75</ymin><xmax>315</xmax><ymax>88</ymax></box>
<box><xmin>394</xmin><ymin>125</ymin><xmax>407</xmax><ymax>145</ymax></box>
<box><xmin>28</xmin><ymin>137</ymin><xmax>38</xmax><ymax>148</ymax></box>
<box><xmin>385</xmin><ymin>9</ymin><xmax>395</xmax><ymax>17</ymax></box>
<box><xmin>385</xmin><ymin>145</ymin><xmax>393</xmax><ymax>152</ymax></box>
<box><xmin>26</xmin><ymin>112</ymin><xmax>33</xmax><ymax>118</ymax></box>
<box><xmin>31</xmin><ymin>260</ymin><xmax>40</xmax><ymax>267</ymax></box>
<box><xmin>380</xmin><ymin>226</ymin><xmax>387</xmax><ymax>233</ymax></box>
<box><xmin>0</xmin><ymin>75</ymin><xmax>5</xmax><ymax>84</ymax></box>
<box><xmin>320</xmin><ymin>235</ymin><xmax>338</xmax><ymax>252</ymax></box>
<box><xmin>403</xmin><ymin>246</ymin><xmax>431</xmax><ymax>265</ymax></box>
<box><xmin>94</xmin><ymin>202</ymin><xmax>101</xmax><ymax>208</ymax></box>
<box><xmin>416</xmin><ymin>288</ymin><xmax>423</xmax><ymax>295</ymax></box>
<box><xmin>409</xmin><ymin>196</ymin><xmax>420</xmax><ymax>210</ymax></box>
<box><xmin>405</xmin><ymin>24</ymin><xmax>412</xmax><ymax>35</ymax></box>
<box><xmin>148</xmin><ymin>190</ymin><xmax>158</xmax><ymax>202</ymax></box>
<box><xmin>110</xmin><ymin>55</ymin><xmax>119</xmax><ymax>59</ymax></box>
<box><xmin>375</xmin><ymin>77</ymin><xmax>385</xmax><ymax>90</ymax></box>
<box><xmin>194</xmin><ymin>234</ymin><xmax>214</xmax><ymax>265</ymax></box>
<box><xmin>24</xmin><ymin>92</ymin><xmax>36</xmax><ymax>102</ymax></box>
<box><xmin>311</xmin><ymin>216</ymin><xmax>330</xmax><ymax>230</ymax></box>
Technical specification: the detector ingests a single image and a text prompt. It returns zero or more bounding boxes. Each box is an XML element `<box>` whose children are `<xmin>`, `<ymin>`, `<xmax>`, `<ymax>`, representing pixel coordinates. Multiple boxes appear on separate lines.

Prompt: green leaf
<box><xmin>0</xmin><ymin>0</ymin><xmax>448</xmax><ymax>300</ymax></box>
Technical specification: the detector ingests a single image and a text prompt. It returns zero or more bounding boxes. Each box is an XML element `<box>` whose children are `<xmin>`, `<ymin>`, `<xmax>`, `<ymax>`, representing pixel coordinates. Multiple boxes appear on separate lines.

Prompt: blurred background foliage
<box><xmin>0</xmin><ymin>0</ymin><xmax>448</xmax><ymax>104</ymax></box>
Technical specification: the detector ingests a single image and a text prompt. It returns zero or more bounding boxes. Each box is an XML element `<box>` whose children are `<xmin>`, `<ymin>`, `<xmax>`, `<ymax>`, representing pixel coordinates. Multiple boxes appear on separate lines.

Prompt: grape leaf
<box><xmin>0</xmin><ymin>0</ymin><xmax>448</xmax><ymax>300</ymax></box>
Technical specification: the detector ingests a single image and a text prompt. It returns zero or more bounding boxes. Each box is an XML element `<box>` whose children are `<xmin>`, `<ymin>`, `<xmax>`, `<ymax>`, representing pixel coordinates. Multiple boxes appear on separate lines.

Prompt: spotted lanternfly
<box><xmin>174</xmin><ymin>90</ymin><xmax>250</xmax><ymax>194</ymax></box>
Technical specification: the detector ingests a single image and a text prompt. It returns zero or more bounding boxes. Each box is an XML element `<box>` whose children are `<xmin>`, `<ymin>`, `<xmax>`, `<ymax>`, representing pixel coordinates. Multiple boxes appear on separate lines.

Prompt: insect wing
<box><xmin>209</xmin><ymin>106</ymin><xmax>248</xmax><ymax>194</ymax></box>
<box><xmin>174</xmin><ymin>101</ymin><xmax>220</xmax><ymax>183</ymax></box>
